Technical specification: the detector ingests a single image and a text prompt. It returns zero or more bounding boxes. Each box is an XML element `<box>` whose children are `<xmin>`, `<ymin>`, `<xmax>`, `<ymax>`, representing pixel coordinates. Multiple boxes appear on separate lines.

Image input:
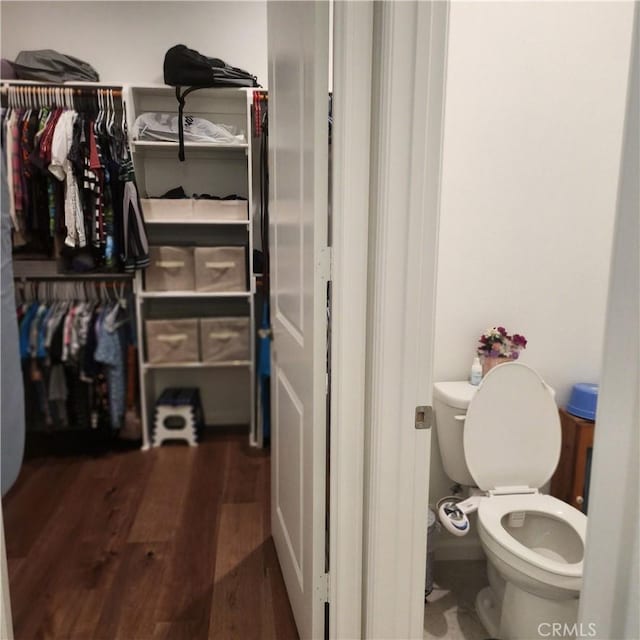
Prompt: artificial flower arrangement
<box><xmin>477</xmin><ymin>326</ymin><xmax>527</xmax><ymax>360</ymax></box>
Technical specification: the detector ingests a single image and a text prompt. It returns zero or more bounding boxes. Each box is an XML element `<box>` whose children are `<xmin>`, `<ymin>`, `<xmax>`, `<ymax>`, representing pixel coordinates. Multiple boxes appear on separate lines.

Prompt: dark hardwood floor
<box><xmin>2</xmin><ymin>434</ymin><xmax>298</xmax><ymax>640</ymax></box>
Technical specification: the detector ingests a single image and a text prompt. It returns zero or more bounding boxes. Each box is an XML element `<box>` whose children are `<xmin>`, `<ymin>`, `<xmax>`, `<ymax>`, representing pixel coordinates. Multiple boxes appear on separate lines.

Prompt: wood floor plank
<box><xmin>152</xmin><ymin>439</ymin><xmax>228</xmax><ymax>637</ymax></box>
<box><xmin>127</xmin><ymin>446</ymin><xmax>195</xmax><ymax>543</ymax></box>
<box><xmin>209</xmin><ymin>501</ymin><xmax>269</xmax><ymax>640</ymax></box>
<box><xmin>60</xmin><ymin>452</ymin><xmax>156</xmax><ymax>639</ymax></box>
<box><xmin>48</xmin><ymin>454</ymin><xmax>130</xmax><ymax>592</ymax></box>
<box><xmin>93</xmin><ymin>542</ymin><xmax>171</xmax><ymax>640</ymax></box>
<box><xmin>6</xmin><ymin>459</ymin><xmax>104</xmax><ymax>638</ymax></box>
<box><xmin>264</xmin><ymin>537</ymin><xmax>300</xmax><ymax>640</ymax></box>
<box><xmin>223</xmin><ymin>437</ymin><xmax>267</xmax><ymax>504</ymax></box>
<box><xmin>2</xmin><ymin>460</ymin><xmax>80</xmax><ymax>559</ymax></box>
<box><xmin>260</xmin><ymin>454</ymin><xmax>299</xmax><ymax>640</ymax></box>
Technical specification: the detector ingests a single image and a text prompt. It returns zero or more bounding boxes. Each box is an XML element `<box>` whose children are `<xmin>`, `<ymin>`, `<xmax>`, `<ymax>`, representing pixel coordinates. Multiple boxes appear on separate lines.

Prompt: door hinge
<box><xmin>318</xmin><ymin>572</ymin><xmax>330</xmax><ymax>602</ymax></box>
<box><xmin>415</xmin><ymin>405</ymin><xmax>433</xmax><ymax>430</ymax></box>
<box><xmin>319</xmin><ymin>246</ymin><xmax>333</xmax><ymax>282</ymax></box>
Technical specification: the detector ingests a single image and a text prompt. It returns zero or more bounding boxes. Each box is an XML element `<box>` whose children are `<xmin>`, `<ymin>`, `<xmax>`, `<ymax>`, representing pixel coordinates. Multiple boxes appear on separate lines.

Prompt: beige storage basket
<box><xmin>192</xmin><ymin>199</ymin><xmax>248</xmax><ymax>222</ymax></box>
<box><xmin>140</xmin><ymin>198</ymin><xmax>193</xmax><ymax>223</ymax></box>
<box><xmin>200</xmin><ymin>318</ymin><xmax>250</xmax><ymax>363</ymax></box>
<box><xmin>146</xmin><ymin>319</ymin><xmax>199</xmax><ymax>364</ymax></box>
<box><xmin>146</xmin><ymin>246</ymin><xmax>195</xmax><ymax>291</ymax></box>
<box><xmin>194</xmin><ymin>247</ymin><xmax>246</xmax><ymax>292</ymax></box>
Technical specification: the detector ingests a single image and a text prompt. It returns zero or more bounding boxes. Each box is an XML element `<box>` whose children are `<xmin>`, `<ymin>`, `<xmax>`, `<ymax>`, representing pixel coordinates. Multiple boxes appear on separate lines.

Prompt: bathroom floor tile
<box><xmin>424</xmin><ymin>560</ymin><xmax>489</xmax><ymax>640</ymax></box>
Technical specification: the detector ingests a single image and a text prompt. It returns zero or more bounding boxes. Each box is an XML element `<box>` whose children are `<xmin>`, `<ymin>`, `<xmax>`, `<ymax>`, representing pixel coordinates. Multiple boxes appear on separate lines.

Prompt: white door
<box><xmin>267</xmin><ymin>2</ymin><xmax>330</xmax><ymax>639</ymax></box>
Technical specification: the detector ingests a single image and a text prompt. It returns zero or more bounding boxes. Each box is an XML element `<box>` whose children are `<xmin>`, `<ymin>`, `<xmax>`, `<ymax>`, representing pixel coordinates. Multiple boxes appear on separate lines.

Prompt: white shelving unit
<box><xmin>142</xmin><ymin>361</ymin><xmax>252</xmax><ymax>370</ymax></box>
<box><xmin>132</xmin><ymin>140</ymin><xmax>249</xmax><ymax>148</ymax></box>
<box><xmin>137</xmin><ymin>291</ymin><xmax>252</xmax><ymax>299</ymax></box>
<box><xmin>127</xmin><ymin>85</ymin><xmax>260</xmax><ymax>449</ymax></box>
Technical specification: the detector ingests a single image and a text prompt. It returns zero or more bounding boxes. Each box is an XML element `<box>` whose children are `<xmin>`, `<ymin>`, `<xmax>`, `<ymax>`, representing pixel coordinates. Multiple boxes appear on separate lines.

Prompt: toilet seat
<box><xmin>478</xmin><ymin>493</ymin><xmax>586</xmax><ymax>577</ymax></box>
<box><xmin>464</xmin><ymin>363</ymin><xmax>561</xmax><ymax>491</ymax></box>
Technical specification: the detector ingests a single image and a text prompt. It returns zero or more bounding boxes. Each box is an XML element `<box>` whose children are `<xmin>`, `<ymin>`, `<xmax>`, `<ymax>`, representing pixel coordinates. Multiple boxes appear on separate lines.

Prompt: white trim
<box><xmin>0</xmin><ymin>507</ymin><xmax>14</xmax><ymax>640</ymax></box>
<box><xmin>330</xmin><ymin>2</ymin><xmax>374</xmax><ymax>638</ymax></box>
<box><xmin>363</xmin><ymin>2</ymin><xmax>449</xmax><ymax>638</ymax></box>
<box><xmin>578</xmin><ymin>7</ymin><xmax>639</xmax><ymax>639</ymax></box>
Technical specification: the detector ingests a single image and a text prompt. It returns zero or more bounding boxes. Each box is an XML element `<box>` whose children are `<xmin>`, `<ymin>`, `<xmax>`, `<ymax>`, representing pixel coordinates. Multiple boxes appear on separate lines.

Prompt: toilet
<box><xmin>433</xmin><ymin>363</ymin><xmax>587</xmax><ymax>640</ymax></box>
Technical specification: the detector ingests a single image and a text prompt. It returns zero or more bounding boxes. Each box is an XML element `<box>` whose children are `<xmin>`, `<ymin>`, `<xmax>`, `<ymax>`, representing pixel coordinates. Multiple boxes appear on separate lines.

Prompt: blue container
<box><xmin>567</xmin><ymin>383</ymin><xmax>599</xmax><ymax>420</ymax></box>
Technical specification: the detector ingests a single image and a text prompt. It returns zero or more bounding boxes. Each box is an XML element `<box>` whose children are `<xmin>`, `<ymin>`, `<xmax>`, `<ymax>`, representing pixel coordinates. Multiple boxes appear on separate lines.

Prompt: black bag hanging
<box><xmin>163</xmin><ymin>45</ymin><xmax>259</xmax><ymax>161</ymax></box>
<box><xmin>163</xmin><ymin>45</ymin><xmax>259</xmax><ymax>88</ymax></box>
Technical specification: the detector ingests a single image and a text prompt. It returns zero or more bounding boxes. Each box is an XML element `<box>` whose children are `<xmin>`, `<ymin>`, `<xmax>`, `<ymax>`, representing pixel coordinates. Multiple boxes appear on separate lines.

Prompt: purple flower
<box><xmin>512</xmin><ymin>334</ymin><xmax>527</xmax><ymax>348</ymax></box>
<box><xmin>477</xmin><ymin>326</ymin><xmax>527</xmax><ymax>359</ymax></box>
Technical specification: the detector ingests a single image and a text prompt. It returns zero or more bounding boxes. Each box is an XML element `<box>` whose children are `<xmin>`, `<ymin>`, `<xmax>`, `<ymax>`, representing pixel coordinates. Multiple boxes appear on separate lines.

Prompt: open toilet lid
<box><xmin>463</xmin><ymin>363</ymin><xmax>561</xmax><ymax>491</ymax></box>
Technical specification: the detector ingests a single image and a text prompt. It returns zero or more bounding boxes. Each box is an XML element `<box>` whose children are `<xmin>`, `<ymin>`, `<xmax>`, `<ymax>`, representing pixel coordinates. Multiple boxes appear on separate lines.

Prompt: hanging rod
<box><xmin>0</xmin><ymin>80</ymin><xmax>123</xmax><ymax>90</ymax></box>
<box><xmin>14</xmin><ymin>273</ymin><xmax>133</xmax><ymax>281</ymax></box>
<box><xmin>12</xmin><ymin>260</ymin><xmax>133</xmax><ymax>281</ymax></box>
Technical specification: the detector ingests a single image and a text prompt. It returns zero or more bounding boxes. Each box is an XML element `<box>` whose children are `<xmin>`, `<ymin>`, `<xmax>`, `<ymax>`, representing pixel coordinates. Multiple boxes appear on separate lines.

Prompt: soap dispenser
<box><xmin>470</xmin><ymin>356</ymin><xmax>482</xmax><ymax>386</ymax></box>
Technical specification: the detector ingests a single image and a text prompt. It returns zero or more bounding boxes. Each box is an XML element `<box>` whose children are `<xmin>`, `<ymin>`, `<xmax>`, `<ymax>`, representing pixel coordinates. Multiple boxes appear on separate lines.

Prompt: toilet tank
<box><xmin>433</xmin><ymin>382</ymin><xmax>478</xmax><ymax>487</ymax></box>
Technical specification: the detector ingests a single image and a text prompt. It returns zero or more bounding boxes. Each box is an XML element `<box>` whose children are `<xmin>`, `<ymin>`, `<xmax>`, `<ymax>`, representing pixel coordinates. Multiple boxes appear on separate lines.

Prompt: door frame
<box><xmin>329</xmin><ymin>2</ymin><xmax>375</xmax><ymax>638</ymax></box>
<box><xmin>578</xmin><ymin>6</ymin><xmax>639</xmax><ymax>638</ymax></box>
<box><xmin>1</xmin><ymin>506</ymin><xmax>14</xmax><ymax>640</ymax></box>
<box><xmin>361</xmin><ymin>2</ymin><xmax>450</xmax><ymax>638</ymax></box>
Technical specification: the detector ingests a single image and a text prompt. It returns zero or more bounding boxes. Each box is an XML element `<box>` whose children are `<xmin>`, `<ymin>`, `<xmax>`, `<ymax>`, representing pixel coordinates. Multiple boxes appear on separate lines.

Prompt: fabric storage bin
<box><xmin>200</xmin><ymin>318</ymin><xmax>250</xmax><ymax>363</ymax></box>
<box><xmin>146</xmin><ymin>319</ymin><xmax>199</xmax><ymax>364</ymax></box>
<box><xmin>146</xmin><ymin>246</ymin><xmax>195</xmax><ymax>291</ymax></box>
<box><xmin>140</xmin><ymin>198</ymin><xmax>193</xmax><ymax>223</ymax></box>
<box><xmin>192</xmin><ymin>199</ymin><xmax>248</xmax><ymax>222</ymax></box>
<box><xmin>194</xmin><ymin>247</ymin><xmax>246</xmax><ymax>292</ymax></box>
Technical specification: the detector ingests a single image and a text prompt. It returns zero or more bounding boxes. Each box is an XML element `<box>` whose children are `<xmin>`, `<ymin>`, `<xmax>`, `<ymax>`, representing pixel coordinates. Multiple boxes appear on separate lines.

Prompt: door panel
<box><xmin>272</xmin><ymin>55</ymin><xmax>303</xmax><ymax>336</ymax></box>
<box><xmin>268</xmin><ymin>2</ymin><xmax>330</xmax><ymax>638</ymax></box>
<box><xmin>275</xmin><ymin>368</ymin><xmax>303</xmax><ymax>579</ymax></box>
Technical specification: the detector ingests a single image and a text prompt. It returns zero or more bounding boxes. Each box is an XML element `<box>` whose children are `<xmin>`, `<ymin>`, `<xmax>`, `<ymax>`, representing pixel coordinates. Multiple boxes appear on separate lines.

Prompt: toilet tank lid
<box><xmin>433</xmin><ymin>381</ymin><xmax>478</xmax><ymax>410</ymax></box>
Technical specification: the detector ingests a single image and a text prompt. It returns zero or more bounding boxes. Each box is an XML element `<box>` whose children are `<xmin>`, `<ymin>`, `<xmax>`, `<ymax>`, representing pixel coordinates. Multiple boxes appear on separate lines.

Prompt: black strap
<box><xmin>175</xmin><ymin>86</ymin><xmax>186</xmax><ymax>161</ymax></box>
<box><xmin>175</xmin><ymin>86</ymin><xmax>202</xmax><ymax>161</ymax></box>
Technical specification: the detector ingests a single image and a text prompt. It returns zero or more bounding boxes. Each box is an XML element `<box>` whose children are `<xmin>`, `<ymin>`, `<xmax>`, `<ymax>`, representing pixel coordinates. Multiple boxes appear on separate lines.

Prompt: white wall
<box><xmin>0</xmin><ymin>1</ymin><xmax>267</xmax><ymax>87</ymax></box>
<box><xmin>430</xmin><ymin>1</ymin><xmax>634</xmax><ymax>510</ymax></box>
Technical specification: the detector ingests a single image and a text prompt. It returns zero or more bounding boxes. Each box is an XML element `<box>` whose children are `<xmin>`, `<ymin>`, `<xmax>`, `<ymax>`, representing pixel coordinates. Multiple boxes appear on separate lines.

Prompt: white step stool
<box><xmin>152</xmin><ymin>403</ymin><xmax>198</xmax><ymax>447</ymax></box>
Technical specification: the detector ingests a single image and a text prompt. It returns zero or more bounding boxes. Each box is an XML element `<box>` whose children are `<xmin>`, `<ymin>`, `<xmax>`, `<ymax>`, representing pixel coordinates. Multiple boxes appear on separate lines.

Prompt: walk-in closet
<box><xmin>0</xmin><ymin>3</ymin><xmax>296</xmax><ymax>638</ymax></box>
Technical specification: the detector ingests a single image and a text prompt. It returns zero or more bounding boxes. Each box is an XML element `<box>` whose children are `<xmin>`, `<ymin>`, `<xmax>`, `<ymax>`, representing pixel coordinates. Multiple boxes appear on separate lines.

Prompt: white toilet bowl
<box><xmin>476</xmin><ymin>492</ymin><xmax>586</xmax><ymax>639</ymax></box>
<box><xmin>433</xmin><ymin>363</ymin><xmax>588</xmax><ymax>640</ymax></box>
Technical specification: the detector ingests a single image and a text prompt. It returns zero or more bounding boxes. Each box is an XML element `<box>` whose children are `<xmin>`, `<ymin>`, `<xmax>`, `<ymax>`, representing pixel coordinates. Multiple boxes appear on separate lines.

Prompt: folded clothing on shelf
<box><xmin>133</xmin><ymin>113</ymin><xmax>246</xmax><ymax>144</ymax></box>
<box><xmin>155</xmin><ymin>186</ymin><xmax>247</xmax><ymax>201</ymax></box>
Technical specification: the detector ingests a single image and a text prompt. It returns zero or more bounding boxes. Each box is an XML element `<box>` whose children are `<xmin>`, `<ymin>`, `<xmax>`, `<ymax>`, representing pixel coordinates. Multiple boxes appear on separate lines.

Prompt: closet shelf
<box><xmin>144</xmin><ymin>217</ymin><xmax>250</xmax><ymax>226</ymax></box>
<box><xmin>131</xmin><ymin>140</ymin><xmax>248</xmax><ymax>151</ymax></box>
<box><xmin>138</xmin><ymin>290</ymin><xmax>251</xmax><ymax>299</ymax></box>
<box><xmin>142</xmin><ymin>361</ymin><xmax>251</xmax><ymax>370</ymax></box>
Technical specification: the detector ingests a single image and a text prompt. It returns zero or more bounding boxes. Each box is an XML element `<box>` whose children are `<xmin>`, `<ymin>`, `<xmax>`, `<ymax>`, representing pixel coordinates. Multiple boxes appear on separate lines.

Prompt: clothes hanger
<box><xmin>105</xmin><ymin>280</ymin><xmax>130</xmax><ymax>330</ymax></box>
<box><xmin>100</xmin><ymin>89</ymin><xmax>106</xmax><ymax>134</ymax></box>
<box><xmin>95</xmin><ymin>89</ymin><xmax>103</xmax><ymax>135</ymax></box>
<box><xmin>106</xmin><ymin>89</ymin><xmax>115</xmax><ymax>136</ymax></box>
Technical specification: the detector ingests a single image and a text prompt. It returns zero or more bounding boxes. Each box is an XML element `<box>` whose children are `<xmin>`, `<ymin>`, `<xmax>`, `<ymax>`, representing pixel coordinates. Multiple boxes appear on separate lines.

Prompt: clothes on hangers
<box><xmin>1</xmin><ymin>86</ymin><xmax>149</xmax><ymax>273</ymax></box>
<box><xmin>50</xmin><ymin>109</ymin><xmax>85</xmax><ymax>247</ymax></box>
<box><xmin>16</xmin><ymin>291</ymin><xmax>133</xmax><ymax>432</ymax></box>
